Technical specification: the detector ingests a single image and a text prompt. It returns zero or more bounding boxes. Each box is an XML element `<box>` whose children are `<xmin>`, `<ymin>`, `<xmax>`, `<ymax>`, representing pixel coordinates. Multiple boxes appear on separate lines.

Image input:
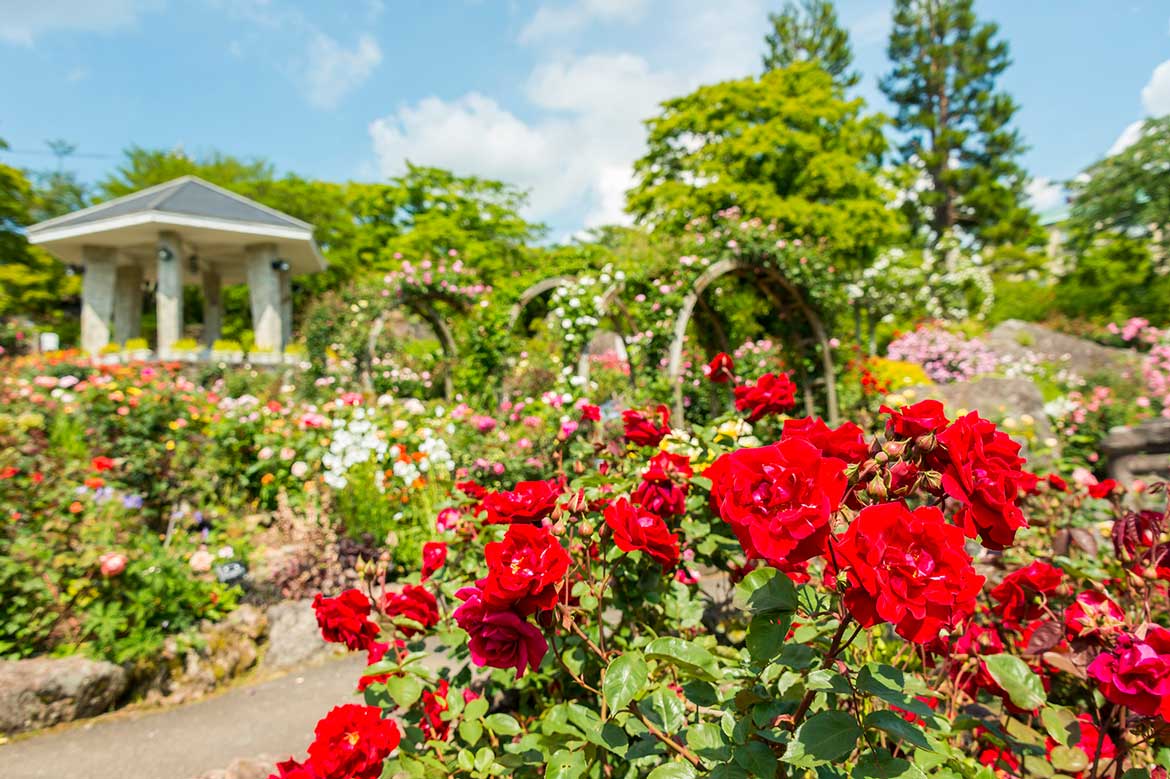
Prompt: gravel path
<box><xmin>0</xmin><ymin>654</ymin><xmax>367</xmax><ymax>779</ymax></box>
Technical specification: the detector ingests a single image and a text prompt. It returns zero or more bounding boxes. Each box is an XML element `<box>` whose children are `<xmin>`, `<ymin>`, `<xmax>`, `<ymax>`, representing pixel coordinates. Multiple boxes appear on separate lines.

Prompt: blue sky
<box><xmin>1</xmin><ymin>0</ymin><xmax>1168</xmax><ymax>238</ymax></box>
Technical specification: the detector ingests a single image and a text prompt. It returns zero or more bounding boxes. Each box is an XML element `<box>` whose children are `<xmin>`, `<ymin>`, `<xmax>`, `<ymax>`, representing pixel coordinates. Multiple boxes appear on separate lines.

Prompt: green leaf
<box><xmin>604</xmin><ymin>651</ymin><xmax>648</xmax><ymax>715</ymax></box>
<box><xmin>458</xmin><ymin>718</ymin><xmax>483</xmax><ymax>745</ymax></box>
<box><xmin>484</xmin><ymin>713</ymin><xmax>522</xmax><ymax>736</ymax></box>
<box><xmin>784</xmin><ymin>711</ymin><xmax>861</xmax><ymax>767</ymax></box>
<box><xmin>854</xmin><ymin>748</ymin><xmax>928</xmax><ymax>778</ymax></box>
<box><xmin>733</xmin><ymin>741</ymin><xmax>778</xmax><ymax>778</ymax></box>
<box><xmin>546</xmin><ymin>749</ymin><xmax>588</xmax><ymax>779</ymax></box>
<box><xmin>464</xmin><ymin>696</ymin><xmax>490</xmax><ymax>721</ymax></box>
<box><xmin>983</xmin><ymin>654</ymin><xmax>1047</xmax><ymax>710</ymax></box>
<box><xmin>385</xmin><ymin>675</ymin><xmax>423</xmax><ymax>709</ymax></box>
<box><xmin>856</xmin><ymin>664</ymin><xmax>935</xmax><ymax>720</ymax></box>
<box><xmin>1049</xmin><ymin>746</ymin><xmax>1089</xmax><ymax>774</ymax></box>
<box><xmin>864</xmin><ymin>710</ymin><xmax>932</xmax><ymax>751</ymax></box>
<box><xmin>646</xmin><ymin>686</ymin><xmax>687</xmax><ymax>733</ymax></box>
<box><xmin>735</xmin><ymin>567</ymin><xmax>797</xmax><ymax>615</ymax></box>
<box><xmin>747</xmin><ymin>614</ymin><xmax>788</xmax><ymax>663</ymax></box>
<box><xmin>1040</xmin><ymin>707</ymin><xmax>1080</xmax><ymax>747</ymax></box>
<box><xmin>647</xmin><ymin>763</ymin><xmax>698</xmax><ymax>779</ymax></box>
<box><xmin>687</xmin><ymin>722</ymin><xmax>731</xmax><ymax>761</ymax></box>
<box><xmin>645</xmin><ymin>637</ymin><xmax>721</xmax><ymax>681</ymax></box>
<box><xmin>473</xmin><ymin>746</ymin><xmax>494</xmax><ymax>772</ymax></box>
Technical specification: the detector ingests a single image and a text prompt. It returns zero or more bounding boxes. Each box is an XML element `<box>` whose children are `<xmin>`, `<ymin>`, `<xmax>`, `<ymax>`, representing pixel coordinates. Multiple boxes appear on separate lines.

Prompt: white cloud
<box><xmin>302</xmin><ymin>32</ymin><xmax>382</xmax><ymax>109</ymax></box>
<box><xmin>1141</xmin><ymin>59</ymin><xmax>1170</xmax><ymax>116</ymax></box>
<box><xmin>0</xmin><ymin>0</ymin><xmax>162</xmax><ymax>45</ymax></box>
<box><xmin>519</xmin><ymin>0</ymin><xmax>650</xmax><ymax>43</ymax></box>
<box><xmin>1025</xmin><ymin>177</ymin><xmax>1064</xmax><ymax>213</ymax></box>
<box><xmin>1109</xmin><ymin>119</ymin><xmax>1145</xmax><ymax>156</ymax></box>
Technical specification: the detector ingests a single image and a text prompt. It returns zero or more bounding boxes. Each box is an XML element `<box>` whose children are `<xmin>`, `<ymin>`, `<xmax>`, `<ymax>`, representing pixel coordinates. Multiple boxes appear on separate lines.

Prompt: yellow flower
<box><xmin>165</xmin><ymin>440</ymin><xmax>175</xmax><ymax>451</ymax></box>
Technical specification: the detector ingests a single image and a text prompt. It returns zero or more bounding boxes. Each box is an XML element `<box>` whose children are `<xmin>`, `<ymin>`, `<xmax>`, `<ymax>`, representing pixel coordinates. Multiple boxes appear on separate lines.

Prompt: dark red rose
<box><xmin>704</xmin><ymin>352</ymin><xmax>735</xmax><ymax>383</ymax></box>
<box><xmin>938</xmin><ymin>412</ymin><xmax>1031</xmax><ymax>550</ymax></box>
<box><xmin>1065</xmin><ymin>590</ymin><xmax>1127</xmax><ymax>641</ymax></box>
<box><xmin>480</xmin><ymin>478</ymin><xmax>563</xmax><ymax>525</ymax></box>
<box><xmin>1088</xmin><ymin>479</ymin><xmax>1120</xmax><ymax>499</ymax></box>
<box><xmin>949</xmin><ymin>623</ymin><xmax>1006</xmax><ymax>698</ymax></box>
<box><xmin>305</xmin><ymin>704</ymin><xmax>400</xmax><ymax>779</ymax></box>
<box><xmin>990</xmin><ymin>561</ymin><xmax>1063</xmax><ymax>629</ymax></box>
<box><xmin>379</xmin><ymin>584</ymin><xmax>440</xmax><ymax>637</ymax></box>
<box><xmin>452</xmin><ymin>587</ymin><xmax>548</xmax><ymax>679</ymax></box>
<box><xmin>623</xmin><ymin>405</ymin><xmax>671</xmax><ymax>447</ymax></box>
<box><xmin>481</xmin><ymin>523</ymin><xmax>569</xmax><ymax>615</ymax></box>
<box><xmin>580</xmin><ymin>404</ymin><xmax>601</xmax><ymax>422</ymax></box>
<box><xmin>781</xmin><ymin>416</ymin><xmax>869</xmax><ymax>464</ymax></box>
<box><xmin>1046</xmin><ymin>473</ymin><xmax>1069</xmax><ymax>492</ymax></box>
<box><xmin>313</xmin><ymin>589</ymin><xmax>379</xmax><ymax>652</ymax></box>
<box><xmin>1087</xmin><ymin>626</ymin><xmax>1170</xmax><ymax>719</ymax></box>
<box><xmin>831</xmin><ymin>502</ymin><xmax>984</xmax><ymax>644</ymax></box>
<box><xmin>603</xmin><ymin>497</ymin><xmax>680</xmax><ymax>570</ymax></box>
<box><xmin>705</xmin><ymin>438</ymin><xmax>847</xmax><ymax>568</ymax></box>
<box><xmin>421</xmin><ymin>541</ymin><xmax>447</xmax><ymax>581</ymax></box>
<box><xmin>733</xmin><ymin>372</ymin><xmax>797</xmax><ymax>423</ymax></box>
<box><xmin>631</xmin><ymin>451</ymin><xmax>693</xmax><ymax>516</ymax></box>
<box><xmin>1045</xmin><ymin>713</ymin><xmax>1115</xmax><ymax>778</ymax></box>
<box><xmin>421</xmin><ymin>679</ymin><xmax>451</xmax><ymax>741</ymax></box>
<box><xmin>881</xmin><ymin>399</ymin><xmax>950</xmax><ymax>438</ymax></box>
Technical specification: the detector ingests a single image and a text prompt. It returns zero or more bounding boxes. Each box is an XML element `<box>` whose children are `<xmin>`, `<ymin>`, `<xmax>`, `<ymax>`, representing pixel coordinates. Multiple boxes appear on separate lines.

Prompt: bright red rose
<box><xmin>1087</xmin><ymin>626</ymin><xmax>1170</xmax><ymax>719</ymax></box>
<box><xmin>379</xmin><ymin>584</ymin><xmax>440</xmax><ymax>637</ymax></box>
<box><xmin>456</xmin><ymin>480</ymin><xmax>489</xmax><ymax>499</ymax></box>
<box><xmin>631</xmin><ymin>451</ymin><xmax>693</xmax><ymax>516</ymax></box>
<box><xmin>580</xmin><ymin>404</ymin><xmax>601</xmax><ymax>422</ymax></box>
<box><xmin>938</xmin><ymin>412</ymin><xmax>1031</xmax><ymax>550</ymax></box>
<box><xmin>733</xmin><ymin>372</ymin><xmax>797</xmax><ymax>423</ymax></box>
<box><xmin>480</xmin><ymin>479</ymin><xmax>563</xmax><ymax>525</ymax></box>
<box><xmin>268</xmin><ymin>757</ymin><xmax>318</xmax><ymax>779</ymax></box>
<box><xmin>706</xmin><ymin>438</ymin><xmax>847</xmax><ymax>568</ymax></box>
<box><xmin>603</xmin><ymin>497</ymin><xmax>681</xmax><ymax>570</ymax></box>
<box><xmin>305</xmin><ymin>704</ymin><xmax>401</xmax><ymax>779</ymax></box>
<box><xmin>421</xmin><ymin>541</ymin><xmax>448</xmax><ymax>581</ymax></box>
<box><xmin>420</xmin><ymin>679</ymin><xmax>451</xmax><ymax>741</ymax></box>
<box><xmin>313</xmin><ymin>589</ymin><xmax>379</xmax><ymax>651</ymax></box>
<box><xmin>704</xmin><ymin>352</ymin><xmax>735</xmax><ymax>383</ymax></box>
<box><xmin>622</xmin><ymin>405</ymin><xmax>671</xmax><ymax>447</ymax></box>
<box><xmin>881</xmin><ymin>399</ymin><xmax>949</xmax><ymax>438</ymax></box>
<box><xmin>481</xmin><ymin>523</ymin><xmax>569</xmax><ymax>615</ymax></box>
<box><xmin>1065</xmin><ymin>591</ymin><xmax>1127</xmax><ymax>641</ymax></box>
<box><xmin>1044</xmin><ymin>713</ymin><xmax>1114</xmax><ymax>778</ymax></box>
<box><xmin>831</xmin><ymin>503</ymin><xmax>984</xmax><ymax>644</ymax></box>
<box><xmin>91</xmin><ymin>455</ymin><xmax>116</xmax><ymax>472</ymax></box>
<box><xmin>1088</xmin><ymin>479</ymin><xmax>1120</xmax><ymax>499</ymax></box>
<box><xmin>452</xmin><ymin>587</ymin><xmax>548</xmax><ymax>679</ymax></box>
<box><xmin>990</xmin><ymin>561</ymin><xmax>1064</xmax><ymax>629</ymax></box>
<box><xmin>781</xmin><ymin>416</ymin><xmax>870</xmax><ymax>464</ymax></box>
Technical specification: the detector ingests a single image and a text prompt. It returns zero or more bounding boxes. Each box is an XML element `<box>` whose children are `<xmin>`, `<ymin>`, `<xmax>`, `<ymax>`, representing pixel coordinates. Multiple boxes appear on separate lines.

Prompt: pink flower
<box><xmin>99</xmin><ymin>552</ymin><xmax>127</xmax><ymax>578</ymax></box>
<box><xmin>339</xmin><ymin>392</ymin><xmax>363</xmax><ymax>406</ymax></box>
<box><xmin>436</xmin><ymin>507</ymin><xmax>462</xmax><ymax>532</ymax></box>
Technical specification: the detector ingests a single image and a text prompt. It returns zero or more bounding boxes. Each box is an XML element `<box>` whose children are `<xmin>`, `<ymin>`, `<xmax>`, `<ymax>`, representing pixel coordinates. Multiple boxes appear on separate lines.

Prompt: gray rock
<box><xmin>261</xmin><ymin>599</ymin><xmax>335</xmax><ymax>671</ymax></box>
<box><xmin>0</xmin><ymin>656</ymin><xmax>127</xmax><ymax>734</ymax></box>
<box><xmin>1103</xmin><ymin>419</ymin><xmax>1170</xmax><ymax>483</ymax></box>
<box><xmin>159</xmin><ymin>605</ymin><xmax>270</xmax><ymax>704</ymax></box>
<box><xmin>986</xmin><ymin>320</ymin><xmax>1136</xmax><ymax>379</ymax></box>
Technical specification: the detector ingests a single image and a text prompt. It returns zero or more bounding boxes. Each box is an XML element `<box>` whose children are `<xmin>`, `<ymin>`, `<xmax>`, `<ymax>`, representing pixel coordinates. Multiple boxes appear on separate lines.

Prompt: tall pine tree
<box><xmin>763</xmin><ymin>0</ymin><xmax>858</xmax><ymax>89</ymax></box>
<box><xmin>880</xmin><ymin>0</ymin><xmax>1040</xmax><ymax>248</ymax></box>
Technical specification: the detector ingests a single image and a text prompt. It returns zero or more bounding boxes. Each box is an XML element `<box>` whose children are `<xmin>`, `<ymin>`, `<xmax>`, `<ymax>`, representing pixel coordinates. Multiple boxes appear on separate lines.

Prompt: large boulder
<box><xmin>985</xmin><ymin>320</ymin><xmax>1136</xmax><ymax>378</ymax></box>
<box><xmin>1103</xmin><ymin>419</ymin><xmax>1170</xmax><ymax>483</ymax></box>
<box><xmin>153</xmin><ymin>605</ymin><xmax>270</xmax><ymax>704</ymax></box>
<box><xmin>0</xmin><ymin>655</ymin><xmax>127</xmax><ymax>734</ymax></box>
<box><xmin>261</xmin><ymin>599</ymin><xmax>335</xmax><ymax>671</ymax></box>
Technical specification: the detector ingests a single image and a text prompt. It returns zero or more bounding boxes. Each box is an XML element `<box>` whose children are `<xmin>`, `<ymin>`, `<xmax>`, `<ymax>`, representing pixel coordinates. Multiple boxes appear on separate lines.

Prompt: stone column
<box><xmin>80</xmin><ymin>246</ymin><xmax>117</xmax><ymax>355</ymax></box>
<box><xmin>245</xmin><ymin>243</ymin><xmax>282</xmax><ymax>352</ymax></box>
<box><xmin>156</xmin><ymin>231</ymin><xmax>184</xmax><ymax>354</ymax></box>
<box><xmin>201</xmin><ymin>267</ymin><xmax>223</xmax><ymax>346</ymax></box>
<box><xmin>279</xmin><ymin>266</ymin><xmax>292</xmax><ymax>350</ymax></box>
<box><xmin>113</xmin><ymin>262</ymin><xmax>144</xmax><ymax>345</ymax></box>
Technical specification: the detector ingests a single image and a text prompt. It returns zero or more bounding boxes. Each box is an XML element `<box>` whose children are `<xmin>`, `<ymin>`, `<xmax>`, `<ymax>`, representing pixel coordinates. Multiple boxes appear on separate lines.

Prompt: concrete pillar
<box><xmin>156</xmin><ymin>231</ymin><xmax>184</xmax><ymax>354</ymax></box>
<box><xmin>245</xmin><ymin>243</ymin><xmax>282</xmax><ymax>352</ymax></box>
<box><xmin>279</xmin><ymin>267</ymin><xmax>292</xmax><ymax>350</ymax></box>
<box><xmin>80</xmin><ymin>246</ymin><xmax>117</xmax><ymax>355</ymax></box>
<box><xmin>201</xmin><ymin>267</ymin><xmax>222</xmax><ymax>346</ymax></box>
<box><xmin>113</xmin><ymin>262</ymin><xmax>144</xmax><ymax>345</ymax></box>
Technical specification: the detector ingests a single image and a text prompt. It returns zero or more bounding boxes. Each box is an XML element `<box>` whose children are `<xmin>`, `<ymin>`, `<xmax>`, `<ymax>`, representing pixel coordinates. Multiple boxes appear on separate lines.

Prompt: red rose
<box><xmin>1087</xmin><ymin>626</ymin><xmax>1170</xmax><ymax>719</ymax></box>
<box><xmin>1045</xmin><ymin>714</ymin><xmax>1114</xmax><ymax>778</ymax></box>
<box><xmin>379</xmin><ymin>584</ymin><xmax>440</xmax><ymax>637</ymax></box>
<box><xmin>357</xmin><ymin>641</ymin><xmax>393</xmax><ymax>692</ymax></box>
<box><xmin>480</xmin><ymin>479</ymin><xmax>563</xmax><ymax>525</ymax></box>
<box><xmin>1045</xmin><ymin>473</ymin><xmax>1069</xmax><ymax>492</ymax></box>
<box><xmin>831</xmin><ymin>503</ymin><xmax>984</xmax><ymax>643</ymax></box>
<box><xmin>938</xmin><ymin>412</ymin><xmax>1031</xmax><ymax>550</ymax></box>
<box><xmin>305</xmin><ymin>704</ymin><xmax>401</xmax><ymax>779</ymax></box>
<box><xmin>623</xmin><ymin>405</ymin><xmax>671</xmax><ymax>447</ymax></box>
<box><xmin>91</xmin><ymin>455</ymin><xmax>116</xmax><ymax>472</ymax></box>
<box><xmin>1088</xmin><ymin>479</ymin><xmax>1120</xmax><ymax>499</ymax></box>
<box><xmin>1065</xmin><ymin>590</ymin><xmax>1127</xmax><ymax>641</ymax></box>
<box><xmin>268</xmin><ymin>758</ymin><xmax>318</xmax><ymax>779</ymax></box>
<box><xmin>880</xmin><ymin>399</ymin><xmax>950</xmax><ymax>439</ymax></box>
<box><xmin>990</xmin><ymin>561</ymin><xmax>1063</xmax><ymax>629</ymax></box>
<box><xmin>421</xmin><ymin>679</ymin><xmax>451</xmax><ymax>741</ymax></box>
<box><xmin>313</xmin><ymin>589</ymin><xmax>379</xmax><ymax>651</ymax></box>
<box><xmin>631</xmin><ymin>451</ymin><xmax>693</xmax><ymax>516</ymax></box>
<box><xmin>580</xmin><ymin>404</ymin><xmax>601</xmax><ymax>422</ymax></box>
<box><xmin>948</xmin><ymin>623</ymin><xmax>1006</xmax><ymax>698</ymax></box>
<box><xmin>733</xmin><ymin>372</ymin><xmax>797</xmax><ymax>423</ymax></box>
<box><xmin>603</xmin><ymin>497</ymin><xmax>680</xmax><ymax>570</ymax></box>
<box><xmin>781</xmin><ymin>416</ymin><xmax>869</xmax><ymax>464</ymax></box>
<box><xmin>452</xmin><ymin>587</ymin><xmax>548</xmax><ymax>679</ymax></box>
<box><xmin>706</xmin><ymin>438</ymin><xmax>847</xmax><ymax>567</ymax></box>
<box><xmin>421</xmin><ymin>541</ymin><xmax>448</xmax><ymax>581</ymax></box>
<box><xmin>704</xmin><ymin>352</ymin><xmax>735</xmax><ymax>383</ymax></box>
<box><xmin>456</xmin><ymin>480</ymin><xmax>489</xmax><ymax>499</ymax></box>
<box><xmin>481</xmin><ymin>523</ymin><xmax>569</xmax><ymax>615</ymax></box>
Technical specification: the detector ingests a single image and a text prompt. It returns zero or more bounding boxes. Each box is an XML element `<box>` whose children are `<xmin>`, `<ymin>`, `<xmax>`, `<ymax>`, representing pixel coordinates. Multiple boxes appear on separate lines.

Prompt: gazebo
<box><xmin>26</xmin><ymin>176</ymin><xmax>325</xmax><ymax>356</ymax></box>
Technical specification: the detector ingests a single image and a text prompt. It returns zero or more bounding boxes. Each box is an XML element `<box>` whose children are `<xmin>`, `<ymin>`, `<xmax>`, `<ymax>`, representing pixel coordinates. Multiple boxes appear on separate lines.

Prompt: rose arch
<box><xmin>666</xmin><ymin>258</ymin><xmax>839</xmax><ymax>423</ymax></box>
<box><xmin>365</xmin><ymin>293</ymin><xmax>465</xmax><ymax>400</ymax></box>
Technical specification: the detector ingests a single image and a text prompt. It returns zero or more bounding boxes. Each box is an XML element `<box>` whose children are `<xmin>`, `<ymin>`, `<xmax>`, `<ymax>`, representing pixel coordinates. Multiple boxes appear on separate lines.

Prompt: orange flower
<box><xmin>84</xmin><ymin>477</ymin><xmax>105</xmax><ymax>489</ymax></box>
<box><xmin>68</xmin><ymin>501</ymin><xmax>84</xmax><ymax>514</ymax></box>
<box><xmin>261</xmin><ymin>473</ymin><xmax>276</xmax><ymax>485</ymax></box>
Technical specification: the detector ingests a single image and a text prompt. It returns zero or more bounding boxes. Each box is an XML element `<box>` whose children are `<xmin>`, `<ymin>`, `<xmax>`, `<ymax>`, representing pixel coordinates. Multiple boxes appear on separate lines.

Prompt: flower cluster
<box><xmin>886</xmin><ymin>323</ymin><xmax>1001</xmax><ymax>383</ymax></box>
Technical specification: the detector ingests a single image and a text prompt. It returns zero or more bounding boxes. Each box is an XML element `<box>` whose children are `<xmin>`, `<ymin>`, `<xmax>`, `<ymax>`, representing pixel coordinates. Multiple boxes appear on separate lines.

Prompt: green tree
<box><xmin>627</xmin><ymin>62</ymin><xmax>901</xmax><ymax>265</ymax></box>
<box><xmin>763</xmin><ymin>0</ymin><xmax>858</xmax><ymax>89</ymax></box>
<box><xmin>880</xmin><ymin>0</ymin><xmax>1040</xmax><ymax>247</ymax></box>
<box><xmin>1055</xmin><ymin>236</ymin><xmax>1170</xmax><ymax>325</ymax></box>
<box><xmin>1067</xmin><ymin>115</ymin><xmax>1170</xmax><ymax>256</ymax></box>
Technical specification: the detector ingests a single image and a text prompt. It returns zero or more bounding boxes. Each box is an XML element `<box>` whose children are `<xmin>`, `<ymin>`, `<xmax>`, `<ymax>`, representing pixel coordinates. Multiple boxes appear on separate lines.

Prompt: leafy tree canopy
<box><xmin>763</xmin><ymin>0</ymin><xmax>858</xmax><ymax>89</ymax></box>
<box><xmin>627</xmin><ymin>62</ymin><xmax>903</xmax><ymax>266</ymax></box>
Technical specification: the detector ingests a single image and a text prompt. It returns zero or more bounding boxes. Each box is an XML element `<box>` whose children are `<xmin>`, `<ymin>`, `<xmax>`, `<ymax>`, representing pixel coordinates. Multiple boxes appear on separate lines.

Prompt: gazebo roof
<box><xmin>27</xmin><ymin>176</ymin><xmax>326</xmax><ymax>281</ymax></box>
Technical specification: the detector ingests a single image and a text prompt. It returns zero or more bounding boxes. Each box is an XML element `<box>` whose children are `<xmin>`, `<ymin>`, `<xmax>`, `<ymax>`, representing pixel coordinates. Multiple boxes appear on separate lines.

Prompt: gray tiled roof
<box><xmin>28</xmin><ymin>176</ymin><xmax>311</xmax><ymax>233</ymax></box>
